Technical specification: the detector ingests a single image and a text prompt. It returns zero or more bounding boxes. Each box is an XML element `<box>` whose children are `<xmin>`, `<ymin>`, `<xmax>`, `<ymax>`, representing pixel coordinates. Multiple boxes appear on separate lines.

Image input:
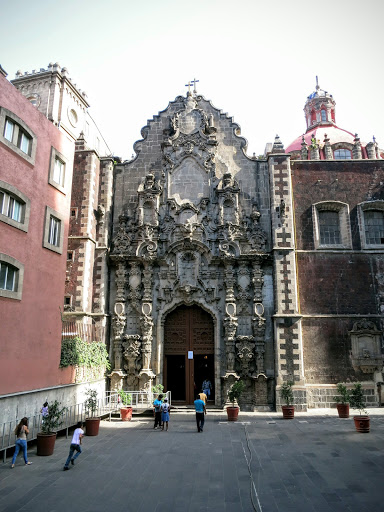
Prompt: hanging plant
<box><xmin>60</xmin><ymin>337</ymin><xmax>110</xmax><ymax>370</ymax></box>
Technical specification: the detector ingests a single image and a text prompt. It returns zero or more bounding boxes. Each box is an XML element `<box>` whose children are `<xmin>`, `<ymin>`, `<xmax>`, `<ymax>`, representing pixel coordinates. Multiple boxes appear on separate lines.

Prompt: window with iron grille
<box><xmin>364</xmin><ymin>210</ymin><xmax>384</xmax><ymax>245</ymax></box>
<box><xmin>319</xmin><ymin>210</ymin><xmax>341</xmax><ymax>244</ymax></box>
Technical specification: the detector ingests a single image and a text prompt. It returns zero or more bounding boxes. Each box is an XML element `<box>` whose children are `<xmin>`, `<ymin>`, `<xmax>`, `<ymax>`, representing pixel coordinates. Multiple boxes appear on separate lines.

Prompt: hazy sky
<box><xmin>2</xmin><ymin>0</ymin><xmax>384</xmax><ymax>160</ymax></box>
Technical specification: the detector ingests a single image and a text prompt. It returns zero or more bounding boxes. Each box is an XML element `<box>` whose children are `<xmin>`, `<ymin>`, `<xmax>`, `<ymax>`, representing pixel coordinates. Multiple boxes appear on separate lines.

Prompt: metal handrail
<box><xmin>1</xmin><ymin>390</ymin><xmax>171</xmax><ymax>463</ymax></box>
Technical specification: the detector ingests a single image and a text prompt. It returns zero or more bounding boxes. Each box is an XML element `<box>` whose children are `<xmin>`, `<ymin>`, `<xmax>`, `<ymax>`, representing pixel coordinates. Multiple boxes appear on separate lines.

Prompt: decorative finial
<box><xmin>373</xmin><ymin>135</ymin><xmax>376</xmax><ymax>143</ymax></box>
<box><xmin>185</xmin><ymin>81</ymin><xmax>192</xmax><ymax>94</ymax></box>
<box><xmin>316</xmin><ymin>76</ymin><xmax>319</xmax><ymax>90</ymax></box>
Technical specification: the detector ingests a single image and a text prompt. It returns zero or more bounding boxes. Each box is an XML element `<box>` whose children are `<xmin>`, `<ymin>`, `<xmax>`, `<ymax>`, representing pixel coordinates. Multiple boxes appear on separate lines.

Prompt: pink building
<box><xmin>0</xmin><ymin>69</ymin><xmax>75</xmax><ymax>413</ymax></box>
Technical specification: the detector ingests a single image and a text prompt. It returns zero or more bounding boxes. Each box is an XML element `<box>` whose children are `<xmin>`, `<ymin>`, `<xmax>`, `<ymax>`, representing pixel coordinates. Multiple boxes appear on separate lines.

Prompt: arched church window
<box><xmin>143</xmin><ymin>200</ymin><xmax>155</xmax><ymax>224</ymax></box>
<box><xmin>321</xmin><ymin>110</ymin><xmax>327</xmax><ymax>121</ymax></box>
<box><xmin>223</xmin><ymin>199</ymin><xmax>234</xmax><ymax>223</ymax></box>
<box><xmin>334</xmin><ymin>149</ymin><xmax>352</xmax><ymax>160</ymax></box>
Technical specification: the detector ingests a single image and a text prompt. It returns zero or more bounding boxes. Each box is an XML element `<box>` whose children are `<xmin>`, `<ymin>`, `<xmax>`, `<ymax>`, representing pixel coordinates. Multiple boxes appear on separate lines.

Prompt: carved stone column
<box><xmin>115</xmin><ymin>259</ymin><xmax>127</xmax><ymax>302</ymax></box>
<box><xmin>223</xmin><ymin>314</ymin><xmax>238</xmax><ymax>373</ymax></box>
<box><xmin>142</xmin><ymin>262</ymin><xmax>153</xmax><ymax>302</ymax></box>
<box><xmin>110</xmin><ymin>301</ymin><xmax>127</xmax><ymax>392</ymax></box>
<box><xmin>128</xmin><ymin>261</ymin><xmax>141</xmax><ymax>311</ymax></box>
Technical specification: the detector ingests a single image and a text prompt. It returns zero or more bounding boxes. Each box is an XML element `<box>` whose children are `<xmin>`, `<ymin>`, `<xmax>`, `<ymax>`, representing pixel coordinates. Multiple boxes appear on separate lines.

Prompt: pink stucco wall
<box><xmin>0</xmin><ymin>74</ymin><xmax>75</xmax><ymax>395</ymax></box>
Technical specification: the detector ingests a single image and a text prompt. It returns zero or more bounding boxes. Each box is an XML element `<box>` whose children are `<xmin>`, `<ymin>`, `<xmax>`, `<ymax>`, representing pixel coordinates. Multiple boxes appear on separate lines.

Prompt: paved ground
<box><xmin>1</xmin><ymin>408</ymin><xmax>384</xmax><ymax>512</ymax></box>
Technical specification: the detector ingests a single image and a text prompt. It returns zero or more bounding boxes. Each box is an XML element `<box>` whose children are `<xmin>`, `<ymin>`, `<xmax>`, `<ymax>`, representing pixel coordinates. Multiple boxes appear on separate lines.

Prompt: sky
<box><xmin>2</xmin><ymin>0</ymin><xmax>384</xmax><ymax>160</ymax></box>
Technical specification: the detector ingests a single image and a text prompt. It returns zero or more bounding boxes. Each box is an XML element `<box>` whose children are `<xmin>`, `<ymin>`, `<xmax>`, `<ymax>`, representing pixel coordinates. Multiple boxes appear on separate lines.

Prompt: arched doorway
<box><xmin>164</xmin><ymin>305</ymin><xmax>214</xmax><ymax>404</ymax></box>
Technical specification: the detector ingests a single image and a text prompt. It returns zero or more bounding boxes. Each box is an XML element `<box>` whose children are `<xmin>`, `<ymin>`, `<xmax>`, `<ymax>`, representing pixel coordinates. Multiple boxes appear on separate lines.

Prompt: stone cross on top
<box><xmin>185</xmin><ymin>78</ymin><xmax>199</xmax><ymax>94</ymax></box>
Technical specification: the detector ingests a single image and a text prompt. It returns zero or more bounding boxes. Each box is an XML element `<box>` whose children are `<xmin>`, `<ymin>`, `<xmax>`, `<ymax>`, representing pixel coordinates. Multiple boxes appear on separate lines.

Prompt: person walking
<box><xmin>11</xmin><ymin>417</ymin><xmax>32</xmax><ymax>468</ymax></box>
<box><xmin>194</xmin><ymin>394</ymin><xmax>207</xmax><ymax>433</ymax></box>
<box><xmin>153</xmin><ymin>394</ymin><xmax>163</xmax><ymax>429</ymax></box>
<box><xmin>198</xmin><ymin>389</ymin><xmax>207</xmax><ymax>404</ymax></box>
<box><xmin>161</xmin><ymin>398</ymin><xmax>170</xmax><ymax>431</ymax></box>
<box><xmin>63</xmin><ymin>421</ymin><xmax>84</xmax><ymax>471</ymax></box>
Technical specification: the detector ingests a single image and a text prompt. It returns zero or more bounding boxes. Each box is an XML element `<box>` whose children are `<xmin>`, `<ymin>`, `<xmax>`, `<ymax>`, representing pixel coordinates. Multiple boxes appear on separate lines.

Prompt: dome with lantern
<box><xmin>285</xmin><ymin>78</ymin><xmax>381</xmax><ymax>160</ymax></box>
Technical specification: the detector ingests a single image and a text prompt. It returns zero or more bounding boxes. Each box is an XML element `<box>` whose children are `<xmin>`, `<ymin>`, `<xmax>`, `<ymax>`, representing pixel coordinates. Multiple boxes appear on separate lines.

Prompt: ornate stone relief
<box><xmin>122</xmin><ymin>334</ymin><xmax>141</xmax><ymax>388</ymax></box>
<box><xmin>350</xmin><ymin>319</ymin><xmax>383</xmax><ymax>373</ymax></box>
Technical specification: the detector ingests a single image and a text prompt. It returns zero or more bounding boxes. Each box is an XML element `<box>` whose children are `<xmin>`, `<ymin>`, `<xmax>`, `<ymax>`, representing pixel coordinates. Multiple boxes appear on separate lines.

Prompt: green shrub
<box><xmin>118</xmin><ymin>390</ymin><xmax>132</xmax><ymax>406</ymax></box>
<box><xmin>280</xmin><ymin>381</ymin><xmax>294</xmax><ymax>406</ymax></box>
<box><xmin>40</xmin><ymin>400</ymin><xmax>66</xmax><ymax>434</ymax></box>
<box><xmin>228</xmin><ymin>380</ymin><xmax>245</xmax><ymax>407</ymax></box>
<box><xmin>334</xmin><ymin>383</ymin><xmax>350</xmax><ymax>405</ymax></box>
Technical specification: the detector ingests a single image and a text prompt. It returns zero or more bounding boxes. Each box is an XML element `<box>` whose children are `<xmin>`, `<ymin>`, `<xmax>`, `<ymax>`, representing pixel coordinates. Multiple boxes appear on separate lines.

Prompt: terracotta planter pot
<box><xmin>227</xmin><ymin>406</ymin><xmax>239</xmax><ymax>421</ymax></box>
<box><xmin>337</xmin><ymin>403</ymin><xmax>350</xmax><ymax>418</ymax></box>
<box><xmin>37</xmin><ymin>432</ymin><xmax>57</xmax><ymax>456</ymax></box>
<box><xmin>85</xmin><ymin>417</ymin><xmax>100</xmax><ymax>436</ymax></box>
<box><xmin>353</xmin><ymin>415</ymin><xmax>370</xmax><ymax>433</ymax></box>
<box><xmin>282</xmin><ymin>405</ymin><xmax>295</xmax><ymax>419</ymax></box>
<box><xmin>120</xmin><ymin>407</ymin><xmax>133</xmax><ymax>421</ymax></box>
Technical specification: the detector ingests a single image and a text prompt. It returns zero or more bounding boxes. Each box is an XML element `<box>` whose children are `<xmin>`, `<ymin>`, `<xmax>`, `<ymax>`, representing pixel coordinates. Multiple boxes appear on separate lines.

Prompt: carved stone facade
<box><xmin>110</xmin><ymin>92</ymin><xmax>274</xmax><ymax>409</ymax></box>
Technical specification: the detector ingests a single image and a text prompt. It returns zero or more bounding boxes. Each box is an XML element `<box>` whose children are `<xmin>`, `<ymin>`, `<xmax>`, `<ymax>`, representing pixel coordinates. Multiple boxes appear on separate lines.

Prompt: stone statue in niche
<box><xmin>218</xmin><ymin>172</ymin><xmax>239</xmax><ymax>191</ymax></box>
<box><xmin>179</xmin><ymin>252</ymin><xmax>196</xmax><ymax>286</ymax></box>
<box><xmin>138</xmin><ymin>173</ymin><xmax>162</xmax><ymax>193</ymax></box>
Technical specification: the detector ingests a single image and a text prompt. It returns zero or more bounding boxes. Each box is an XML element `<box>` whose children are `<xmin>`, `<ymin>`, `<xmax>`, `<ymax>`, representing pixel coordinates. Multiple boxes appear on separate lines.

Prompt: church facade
<box><xmin>2</xmin><ymin>65</ymin><xmax>384</xmax><ymax>417</ymax></box>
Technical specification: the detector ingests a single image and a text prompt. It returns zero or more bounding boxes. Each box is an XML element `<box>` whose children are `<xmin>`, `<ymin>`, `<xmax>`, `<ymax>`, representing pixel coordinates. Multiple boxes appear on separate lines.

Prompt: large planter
<box><xmin>227</xmin><ymin>406</ymin><xmax>239</xmax><ymax>421</ymax></box>
<box><xmin>282</xmin><ymin>405</ymin><xmax>295</xmax><ymax>419</ymax></box>
<box><xmin>37</xmin><ymin>432</ymin><xmax>57</xmax><ymax>456</ymax></box>
<box><xmin>120</xmin><ymin>407</ymin><xmax>133</xmax><ymax>421</ymax></box>
<box><xmin>353</xmin><ymin>415</ymin><xmax>370</xmax><ymax>433</ymax></box>
<box><xmin>85</xmin><ymin>417</ymin><xmax>100</xmax><ymax>436</ymax></box>
<box><xmin>337</xmin><ymin>403</ymin><xmax>350</xmax><ymax>418</ymax></box>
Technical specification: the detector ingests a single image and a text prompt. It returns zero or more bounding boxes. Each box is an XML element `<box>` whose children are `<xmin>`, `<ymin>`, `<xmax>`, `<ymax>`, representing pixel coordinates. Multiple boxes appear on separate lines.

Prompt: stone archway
<box><xmin>163</xmin><ymin>305</ymin><xmax>214</xmax><ymax>404</ymax></box>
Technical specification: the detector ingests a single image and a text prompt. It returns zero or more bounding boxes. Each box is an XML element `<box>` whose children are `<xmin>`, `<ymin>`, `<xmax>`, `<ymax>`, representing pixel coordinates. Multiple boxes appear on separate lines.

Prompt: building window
<box><xmin>365</xmin><ymin>211</ymin><xmax>384</xmax><ymax>244</ymax></box>
<box><xmin>0</xmin><ymin>253</ymin><xmax>24</xmax><ymax>300</ymax></box>
<box><xmin>313</xmin><ymin>201</ymin><xmax>351</xmax><ymax>249</ymax></box>
<box><xmin>53</xmin><ymin>157</ymin><xmax>65</xmax><ymax>186</ymax></box>
<box><xmin>321</xmin><ymin>110</ymin><xmax>327</xmax><ymax>121</ymax></box>
<box><xmin>0</xmin><ymin>180</ymin><xmax>31</xmax><ymax>232</ymax></box>
<box><xmin>0</xmin><ymin>107</ymin><xmax>37</xmax><ymax>164</ymax></box>
<box><xmin>43</xmin><ymin>206</ymin><xmax>65</xmax><ymax>254</ymax></box>
<box><xmin>334</xmin><ymin>149</ymin><xmax>352</xmax><ymax>160</ymax></box>
<box><xmin>67</xmin><ymin>251</ymin><xmax>74</xmax><ymax>261</ymax></box>
<box><xmin>48</xmin><ymin>216</ymin><xmax>61</xmax><ymax>246</ymax></box>
<box><xmin>0</xmin><ymin>191</ymin><xmax>22</xmax><ymax>222</ymax></box>
<box><xmin>0</xmin><ymin>261</ymin><xmax>16</xmax><ymax>291</ymax></box>
<box><xmin>4</xmin><ymin>119</ymin><xmax>14</xmax><ymax>141</ymax></box>
<box><xmin>319</xmin><ymin>211</ymin><xmax>340</xmax><ymax>244</ymax></box>
<box><xmin>358</xmin><ymin>201</ymin><xmax>384</xmax><ymax>248</ymax></box>
<box><xmin>48</xmin><ymin>147</ymin><xmax>68</xmax><ymax>193</ymax></box>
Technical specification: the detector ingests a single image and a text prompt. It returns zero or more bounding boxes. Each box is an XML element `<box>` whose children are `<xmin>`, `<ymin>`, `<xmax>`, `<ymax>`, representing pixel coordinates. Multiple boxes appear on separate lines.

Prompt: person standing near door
<box><xmin>194</xmin><ymin>394</ymin><xmax>207</xmax><ymax>432</ymax></box>
<box><xmin>202</xmin><ymin>378</ymin><xmax>212</xmax><ymax>399</ymax></box>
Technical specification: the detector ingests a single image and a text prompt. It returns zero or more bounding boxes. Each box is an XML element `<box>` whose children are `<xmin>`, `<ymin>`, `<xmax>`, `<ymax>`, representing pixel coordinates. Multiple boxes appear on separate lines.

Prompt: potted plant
<box><xmin>350</xmin><ymin>382</ymin><xmax>370</xmax><ymax>433</ymax></box>
<box><xmin>84</xmin><ymin>389</ymin><xmax>101</xmax><ymax>436</ymax></box>
<box><xmin>280</xmin><ymin>381</ymin><xmax>295</xmax><ymax>419</ymax></box>
<box><xmin>227</xmin><ymin>380</ymin><xmax>245</xmax><ymax>421</ymax></box>
<box><xmin>37</xmin><ymin>400</ymin><xmax>66</xmax><ymax>456</ymax></box>
<box><xmin>118</xmin><ymin>390</ymin><xmax>133</xmax><ymax>421</ymax></box>
<box><xmin>334</xmin><ymin>383</ymin><xmax>350</xmax><ymax>418</ymax></box>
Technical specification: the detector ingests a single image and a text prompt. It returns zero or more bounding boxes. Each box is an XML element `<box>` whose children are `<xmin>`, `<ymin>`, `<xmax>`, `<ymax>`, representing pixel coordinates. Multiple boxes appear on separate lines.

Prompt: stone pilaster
<box><xmin>268</xmin><ymin>147</ymin><xmax>305</xmax><ymax>403</ymax></box>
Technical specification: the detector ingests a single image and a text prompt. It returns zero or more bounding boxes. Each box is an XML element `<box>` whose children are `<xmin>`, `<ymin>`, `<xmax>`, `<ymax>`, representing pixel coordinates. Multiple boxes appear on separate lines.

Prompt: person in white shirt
<box><xmin>63</xmin><ymin>422</ymin><xmax>84</xmax><ymax>470</ymax></box>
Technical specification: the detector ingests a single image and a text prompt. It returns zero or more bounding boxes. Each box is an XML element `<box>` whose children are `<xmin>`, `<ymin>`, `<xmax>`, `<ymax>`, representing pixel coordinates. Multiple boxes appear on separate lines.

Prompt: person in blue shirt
<box><xmin>153</xmin><ymin>394</ymin><xmax>163</xmax><ymax>429</ymax></box>
<box><xmin>194</xmin><ymin>394</ymin><xmax>207</xmax><ymax>433</ymax></box>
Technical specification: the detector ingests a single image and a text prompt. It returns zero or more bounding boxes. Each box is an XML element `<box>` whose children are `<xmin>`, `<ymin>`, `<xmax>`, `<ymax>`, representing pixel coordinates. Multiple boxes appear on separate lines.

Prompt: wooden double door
<box><xmin>164</xmin><ymin>305</ymin><xmax>214</xmax><ymax>404</ymax></box>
